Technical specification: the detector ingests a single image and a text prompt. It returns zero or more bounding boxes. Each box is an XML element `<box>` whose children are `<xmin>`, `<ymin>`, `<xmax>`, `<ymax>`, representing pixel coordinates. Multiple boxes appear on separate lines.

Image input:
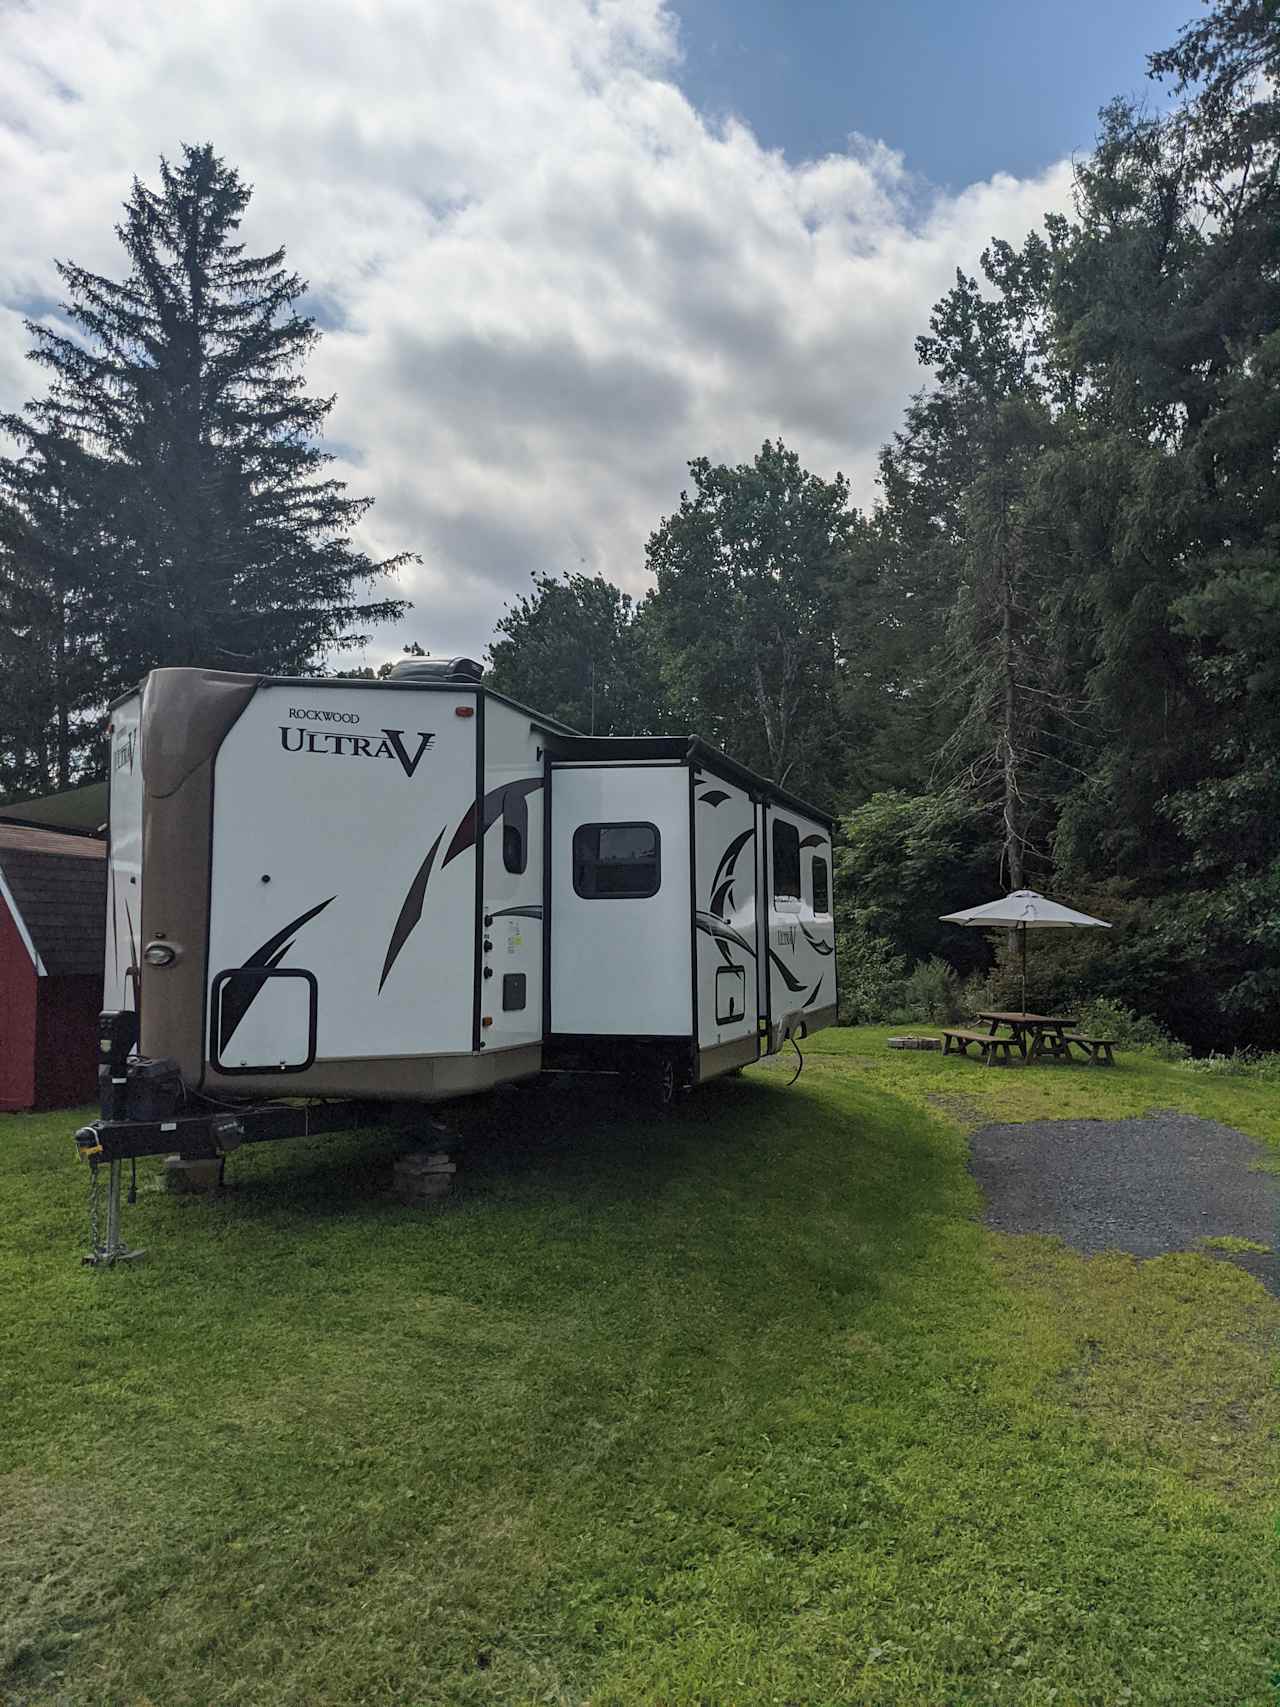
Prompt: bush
<box><xmin>899</xmin><ymin>956</ymin><xmax>966</xmax><ymax>1025</ymax></box>
<box><xmin>1072</xmin><ymin>996</ymin><xmax>1189</xmax><ymax>1061</ymax></box>
<box><xmin>835</xmin><ymin>922</ymin><xmax>907</xmax><ymax>1024</ymax></box>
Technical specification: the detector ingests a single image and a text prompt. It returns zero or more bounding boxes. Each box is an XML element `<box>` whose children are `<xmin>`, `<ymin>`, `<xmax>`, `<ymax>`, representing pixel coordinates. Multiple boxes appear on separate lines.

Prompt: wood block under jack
<box><xmin>393</xmin><ymin>1150</ymin><xmax>458</xmax><ymax>1205</ymax></box>
<box><xmin>164</xmin><ymin>1154</ymin><xmax>225</xmax><ymax>1193</ymax></box>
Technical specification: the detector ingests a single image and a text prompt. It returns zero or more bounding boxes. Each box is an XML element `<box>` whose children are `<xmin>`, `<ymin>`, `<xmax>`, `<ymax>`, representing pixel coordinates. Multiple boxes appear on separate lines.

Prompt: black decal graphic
<box><xmin>124</xmin><ymin>898</ymin><xmax>140</xmax><ymax>1011</ymax></box>
<box><xmin>696</xmin><ymin>911</ymin><xmax>756</xmax><ymax>957</ymax></box>
<box><xmin>768</xmin><ymin>949</ymin><xmax>806</xmax><ymax>994</ymax></box>
<box><xmin>380</xmin><ymin>729</ymin><xmax>437</xmax><ymax>778</ymax></box>
<box><xmin>379</xmin><ymin>828</ymin><xmax>446</xmax><ymax>992</ymax></box>
<box><xmin>701</xmin><ymin>829</ymin><xmax>756</xmax><ymax>967</ymax></box>
<box><xmin>799</xmin><ymin>833</ymin><xmax>825</xmax><ymax>850</ymax></box>
<box><xmin>278</xmin><ymin>724</ymin><xmax>436</xmax><ymax>771</ymax></box>
<box><xmin>709</xmin><ymin>827</ymin><xmax>754</xmax><ymax>901</ymax></box>
<box><xmin>443</xmin><ymin>776</ymin><xmax>544</xmax><ymax>869</ymax></box>
<box><xmin>376</xmin><ymin>778</ymin><xmax>547</xmax><ymax>993</ymax></box>
<box><xmin>219</xmin><ymin>896</ymin><xmax>335</xmax><ymax>1049</ymax></box>
<box><xmin>803</xmin><ymin>975</ymin><xmax>826</xmax><ymax>1009</ymax></box>
<box><xmin>799</xmin><ymin>923</ymin><xmax>834</xmax><ymax>957</ymax></box>
<box><xmin>698</xmin><ymin>789</ymin><xmax>729</xmax><ymax>808</ymax></box>
<box><xmin>488</xmin><ymin>904</ymin><xmax>544</xmax><ymax>921</ymax></box>
<box><xmin>113</xmin><ymin>729</ymin><xmax>137</xmax><ymax>773</ymax></box>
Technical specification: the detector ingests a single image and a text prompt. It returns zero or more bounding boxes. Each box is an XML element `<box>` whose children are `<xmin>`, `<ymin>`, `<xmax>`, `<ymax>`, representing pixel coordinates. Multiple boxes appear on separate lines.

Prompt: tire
<box><xmin>634</xmin><ymin>1052</ymin><xmax>679</xmax><ymax>1113</ymax></box>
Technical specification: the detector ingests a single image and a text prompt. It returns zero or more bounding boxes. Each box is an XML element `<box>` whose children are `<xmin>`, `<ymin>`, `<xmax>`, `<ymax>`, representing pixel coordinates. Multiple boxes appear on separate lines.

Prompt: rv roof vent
<box><xmin>387</xmin><ymin>656</ymin><xmax>484</xmax><ymax>684</ymax></box>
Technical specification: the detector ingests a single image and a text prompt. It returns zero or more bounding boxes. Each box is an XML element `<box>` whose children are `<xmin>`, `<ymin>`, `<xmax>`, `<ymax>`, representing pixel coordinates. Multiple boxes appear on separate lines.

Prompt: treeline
<box><xmin>488</xmin><ymin>2</ymin><xmax>1280</xmax><ymax>1049</ymax></box>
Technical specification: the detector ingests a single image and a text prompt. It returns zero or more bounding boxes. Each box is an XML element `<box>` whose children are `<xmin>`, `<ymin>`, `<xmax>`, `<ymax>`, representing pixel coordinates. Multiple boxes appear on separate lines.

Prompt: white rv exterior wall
<box><xmin>104</xmin><ymin>691</ymin><xmax>144</xmax><ymax>1013</ymax></box>
<box><xmin>692</xmin><ymin>769</ymin><xmax>759</xmax><ymax>1053</ymax></box>
<box><xmin>480</xmin><ymin>697</ymin><xmax>545</xmax><ymax>1055</ymax></box>
<box><xmin>762</xmin><ymin>802</ymin><xmax>835</xmax><ymax>1050</ymax></box>
<box><xmin>207</xmin><ymin>681</ymin><xmax>480</xmax><ymax>1070</ymax></box>
<box><xmin>550</xmin><ymin>763</ymin><xmax>690</xmax><ymax>1037</ymax></box>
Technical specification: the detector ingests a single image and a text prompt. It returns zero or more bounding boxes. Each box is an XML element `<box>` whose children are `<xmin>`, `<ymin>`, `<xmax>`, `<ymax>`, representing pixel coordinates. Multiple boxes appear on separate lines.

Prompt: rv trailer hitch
<box><xmin>77</xmin><ymin>1143</ymin><xmax>146</xmax><ymax>1269</ymax></box>
<box><xmin>73</xmin><ymin>1099</ymin><xmax>370</xmax><ymax>1268</ymax></box>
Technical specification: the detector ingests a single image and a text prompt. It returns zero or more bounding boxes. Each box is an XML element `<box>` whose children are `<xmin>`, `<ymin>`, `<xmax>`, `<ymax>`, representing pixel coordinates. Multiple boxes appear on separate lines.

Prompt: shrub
<box><xmin>836</xmin><ymin>922</ymin><xmax>907</xmax><ymax>1024</ymax></box>
<box><xmin>1072</xmin><ymin>996</ymin><xmax>1189</xmax><ymax>1061</ymax></box>
<box><xmin>900</xmin><ymin>957</ymin><xmax>966</xmax><ymax>1025</ymax></box>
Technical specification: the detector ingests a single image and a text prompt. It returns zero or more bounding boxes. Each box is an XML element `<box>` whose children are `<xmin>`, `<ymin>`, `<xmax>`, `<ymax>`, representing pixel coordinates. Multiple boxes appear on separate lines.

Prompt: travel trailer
<box><xmin>78</xmin><ymin>659</ymin><xmax>835</xmax><ymax>1246</ymax></box>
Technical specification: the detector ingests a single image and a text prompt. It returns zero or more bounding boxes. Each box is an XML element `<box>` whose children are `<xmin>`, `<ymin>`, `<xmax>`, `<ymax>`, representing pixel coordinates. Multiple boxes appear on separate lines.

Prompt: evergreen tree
<box><xmin>862</xmin><ymin>248</ymin><xmax>1089</xmax><ymax>890</ymax></box>
<box><xmin>0</xmin><ymin>427</ymin><xmax>113</xmax><ymax>795</ymax></box>
<box><xmin>1</xmin><ymin>142</ymin><xmax>411</xmax><ymax>715</ymax></box>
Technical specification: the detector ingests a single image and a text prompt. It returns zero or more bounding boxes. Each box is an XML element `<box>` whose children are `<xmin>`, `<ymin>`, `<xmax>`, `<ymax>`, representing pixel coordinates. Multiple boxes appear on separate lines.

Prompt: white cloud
<box><xmin>0</xmin><ymin>0</ymin><xmax>1073</xmax><ymax>663</ymax></box>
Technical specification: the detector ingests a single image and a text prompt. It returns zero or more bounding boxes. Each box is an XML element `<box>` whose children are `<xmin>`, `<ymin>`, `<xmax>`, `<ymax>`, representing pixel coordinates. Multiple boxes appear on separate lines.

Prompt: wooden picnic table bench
<box><xmin>1060</xmin><ymin>1034</ymin><xmax>1118</xmax><ymax>1065</ymax></box>
<box><xmin>941</xmin><ymin>1028</ymin><xmax>1017</xmax><ymax>1066</ymax></box>
<box><xmin>976</xmin><ymin>1011</ymin><xmax>1077</xmax><ymax>1059</ymax></box>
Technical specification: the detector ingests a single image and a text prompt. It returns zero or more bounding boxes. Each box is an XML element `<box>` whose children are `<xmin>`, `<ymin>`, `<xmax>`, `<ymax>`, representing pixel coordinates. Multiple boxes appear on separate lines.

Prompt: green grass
<box><xmin>2</xmin><ymin>1030</ymin><xmax>1277</xmax><ymax>1706</ymax></box>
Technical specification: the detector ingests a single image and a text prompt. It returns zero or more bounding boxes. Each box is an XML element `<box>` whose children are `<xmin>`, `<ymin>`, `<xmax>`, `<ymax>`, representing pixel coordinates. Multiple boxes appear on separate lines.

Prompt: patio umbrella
<box><xmin>938</xmin><ymin>890</ymin><xmax>1111</xmax><ymax>1013</ymax></box>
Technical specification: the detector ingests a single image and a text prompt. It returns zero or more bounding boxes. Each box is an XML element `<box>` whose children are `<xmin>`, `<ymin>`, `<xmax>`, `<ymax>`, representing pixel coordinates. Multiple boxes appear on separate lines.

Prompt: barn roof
<box><xmin>0</xmin><ymin>824</ymin><xmax>106</xmax><ymax>976</ymax></box>
<box><xmin>0</xmin><ymin>781</ymin><xmax>108</xmax><ymax>834</ymax></box>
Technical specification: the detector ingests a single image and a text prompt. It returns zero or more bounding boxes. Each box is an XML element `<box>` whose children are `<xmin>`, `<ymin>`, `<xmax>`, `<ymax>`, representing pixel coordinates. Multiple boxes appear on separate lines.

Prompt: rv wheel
<box><xmin>635</xmin><ymin>1052</ymin><xmax>679</xmax><ymax>1112</ymax></box>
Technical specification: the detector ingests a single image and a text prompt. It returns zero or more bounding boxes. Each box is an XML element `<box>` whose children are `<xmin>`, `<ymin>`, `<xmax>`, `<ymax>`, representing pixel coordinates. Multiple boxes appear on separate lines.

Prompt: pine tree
<box><xmin>1</xmin><ymin>143</ymin><xmax>411</xmax><ymax>704</ymax></box>
<box><xmin>0</xmin><ymin>427</ymin><xmax>112</xmax><ymax>795</ymax></box>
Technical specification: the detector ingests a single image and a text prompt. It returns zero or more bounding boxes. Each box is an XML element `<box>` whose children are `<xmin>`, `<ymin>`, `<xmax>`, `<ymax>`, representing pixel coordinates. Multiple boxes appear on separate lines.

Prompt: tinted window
<box><xmin>772</xmin><ymin>819</ymin><xmax>801</xmax><ymax>901</ymax></box>
<box><xmin>811</xmin><ymin>854</ymin><xmax>830</xmax><ymax>914</ymax></box>
<box><xmin>573</xmin><ymin>822</ymin><xmax>661</xmax><ymax>899</ymax></box>
<box><xmin>502</xmin><ymin>790</ymin><xmax>527</xmax><ymax>874</ymax></box>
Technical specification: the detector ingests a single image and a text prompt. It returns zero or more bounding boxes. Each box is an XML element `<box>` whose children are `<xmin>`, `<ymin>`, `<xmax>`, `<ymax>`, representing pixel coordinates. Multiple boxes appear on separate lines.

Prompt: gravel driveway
<box><xmin>970</xmin><ymin>1112</ymin><xmax>1279</xmax><ymax>1294</ymax></box>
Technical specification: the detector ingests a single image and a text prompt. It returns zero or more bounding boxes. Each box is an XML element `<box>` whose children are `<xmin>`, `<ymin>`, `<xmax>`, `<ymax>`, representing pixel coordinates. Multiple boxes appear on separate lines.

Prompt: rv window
<box><xmin>494</xmin><ymin>781</ymin><xmax>525</xmax><ymax>873</ymax></box>
<box><xmin>811</xmin><ymin>854</ymin><xmax>830</xmax><ymax>914</ymax></box>
<box><xmin>572</xmin><ymin>822</ymin><xmax>661</xmax><ymax>899</ymax></box>
<box><xmin>772</xmin><ymin>819</ymin><xmax>801</xmax><ymax>901</ymax></box>
<box><xmin>502</xmin><ymin>788</ymin><xmax>527</xmax><ymax>875</ymax></box>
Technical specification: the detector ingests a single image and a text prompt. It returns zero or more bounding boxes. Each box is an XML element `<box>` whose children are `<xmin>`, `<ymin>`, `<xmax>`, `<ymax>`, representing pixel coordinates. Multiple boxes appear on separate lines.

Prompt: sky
<box><xmin>0</xmin><ymin>0</ymin><xmax>1197</xmax><ymax>667</ymax></box>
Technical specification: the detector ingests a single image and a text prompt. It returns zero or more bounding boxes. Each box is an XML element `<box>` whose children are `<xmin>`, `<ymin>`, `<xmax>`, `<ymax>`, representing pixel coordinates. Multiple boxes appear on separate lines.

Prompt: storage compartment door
<box><xmin>211</xmin><ymin>967</ymin><xmax>317</xmax><ymax>1074</ymax></box>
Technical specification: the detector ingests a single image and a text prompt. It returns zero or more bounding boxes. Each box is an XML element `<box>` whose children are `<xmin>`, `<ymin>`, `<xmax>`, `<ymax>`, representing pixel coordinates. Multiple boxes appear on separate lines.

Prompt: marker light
<box><xmin>143</xmin><ymin>942</ymin><xmax>177</xmax><ymax>967</ymax></box>
<box><xmin>455</xmin><ymin>706</ymin><xmax>475</xmax><ymax>718</ymax></box>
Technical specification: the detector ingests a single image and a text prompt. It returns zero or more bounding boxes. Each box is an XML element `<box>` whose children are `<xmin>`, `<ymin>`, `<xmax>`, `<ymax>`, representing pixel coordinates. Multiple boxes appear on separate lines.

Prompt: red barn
<box><xmin>0</xmin><ymin>825</ymin><xmax>106</xmax><ymax>1111</ymax></box>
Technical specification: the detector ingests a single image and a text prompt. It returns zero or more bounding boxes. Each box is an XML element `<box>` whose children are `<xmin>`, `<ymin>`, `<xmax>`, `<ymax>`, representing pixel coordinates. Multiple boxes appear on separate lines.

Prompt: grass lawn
<box><xmin>2</xmin><ymin>1029</ymin><xmax>1277</xmax><ymax>1706</ymax></box>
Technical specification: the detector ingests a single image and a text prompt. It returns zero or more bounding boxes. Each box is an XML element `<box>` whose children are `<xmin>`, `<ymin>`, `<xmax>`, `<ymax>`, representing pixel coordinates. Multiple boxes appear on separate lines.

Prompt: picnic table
<box><xmin>976</xmin><ymin>1011</ymin><xmax>1077</xmax><ymax>1060</ymax></box>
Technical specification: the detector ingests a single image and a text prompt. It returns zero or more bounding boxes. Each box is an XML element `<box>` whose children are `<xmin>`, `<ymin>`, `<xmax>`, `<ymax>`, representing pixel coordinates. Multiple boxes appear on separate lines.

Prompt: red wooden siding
<box><xmin>0</xmin><ymin>898</ymin><xmax>38</xmax><ymax>1111</ymax></box>
<box><xmin>35</xmin><ymin>974</ymin><xmax>101</xmax><ymax>1109</ymax></box>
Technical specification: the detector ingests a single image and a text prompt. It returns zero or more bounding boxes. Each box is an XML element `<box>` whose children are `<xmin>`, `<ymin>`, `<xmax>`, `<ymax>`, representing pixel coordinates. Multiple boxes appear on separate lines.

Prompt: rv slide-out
<box><xmin>98</xmin><ymin>662</ymin><xmax>835</xmax><ymax>1140</ymax></box>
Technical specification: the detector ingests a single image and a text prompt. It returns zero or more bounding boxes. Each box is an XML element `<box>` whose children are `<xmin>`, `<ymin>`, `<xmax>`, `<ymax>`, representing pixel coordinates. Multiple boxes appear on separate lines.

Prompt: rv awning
<box><xmin>548</xmin><ymin>735</ymin><xmax>834</xmax><ymax>826</ymax></box>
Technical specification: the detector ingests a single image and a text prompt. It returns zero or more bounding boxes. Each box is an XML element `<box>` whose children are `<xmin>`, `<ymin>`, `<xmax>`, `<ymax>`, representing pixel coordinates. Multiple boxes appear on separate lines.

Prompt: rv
<box><xmin>81</xmin><ymin>660</ymin><xmax>835</xmax><ymax>1218</ymax></box>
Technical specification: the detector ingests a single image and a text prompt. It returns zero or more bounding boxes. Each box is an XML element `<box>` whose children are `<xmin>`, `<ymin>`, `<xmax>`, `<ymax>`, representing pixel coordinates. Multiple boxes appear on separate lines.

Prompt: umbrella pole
<box><xmin>1021</xmin><ymin>923</ymin><xmax>1027</xmax><ymax>1013</ymax></box>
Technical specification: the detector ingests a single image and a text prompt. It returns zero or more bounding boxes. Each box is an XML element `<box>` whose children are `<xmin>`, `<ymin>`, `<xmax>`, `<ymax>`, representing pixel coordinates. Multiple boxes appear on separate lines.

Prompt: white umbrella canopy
<box><xmin>939</xmin><ymin>889</ymin><xmax>1111</xmax><ymax>1011</ymax></box>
